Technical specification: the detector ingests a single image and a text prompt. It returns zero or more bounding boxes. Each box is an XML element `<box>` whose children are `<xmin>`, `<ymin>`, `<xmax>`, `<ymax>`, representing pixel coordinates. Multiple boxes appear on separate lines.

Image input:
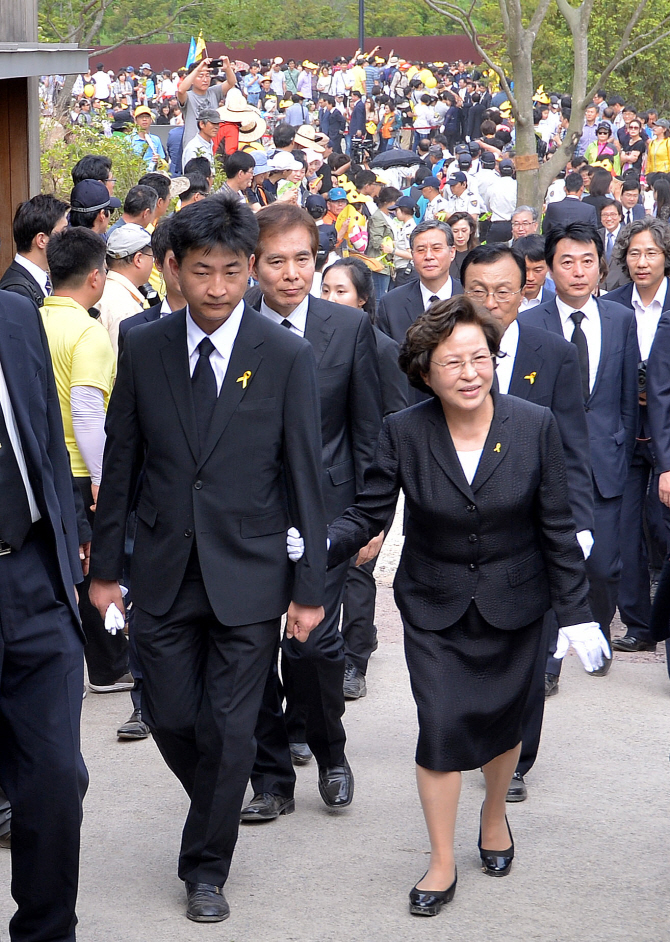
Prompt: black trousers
<box><xmin>133</xmin><ymin>550</ymin><xmax>279</xmax><ymax>887</ymax></box>
<box><xmin>75</xmin><ymin>477</ymin><xmax>129</xmax><ymax>685</ymax></box>
<box><xmin>250</xmin><ymin>559</ymin><xmax>349</xmax><ymax>795</ymax></box>
<box><xmin>341</xmin><ymin>556</ymin><xmax>378</xmax><ymax>673</ymax></box>
<box><xmin>0</xmin><ymin>522</ymin><xmax>88</xmax><ymax>942</ymax></box>
<box><xmin>0</xmin><ymin>784</ymin><xmax>9</xmax><ymax>836</ymax></box>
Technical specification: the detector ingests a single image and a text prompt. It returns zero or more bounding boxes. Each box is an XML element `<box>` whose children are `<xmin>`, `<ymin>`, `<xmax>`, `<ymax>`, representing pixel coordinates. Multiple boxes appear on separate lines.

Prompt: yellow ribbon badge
<box><xmin>493</xmin><ymin>442</ymin><xmax>501</xmax><ymax>453</ymax></box>
<box><xmin>524</xmin><ymin>371</ymin><xmax>537</xmax><ymax>385</ymax></box>
<box><xmin>236</xmin><ymin>371</ymin><xmax>252</xmax><ymax>389</ymax></box>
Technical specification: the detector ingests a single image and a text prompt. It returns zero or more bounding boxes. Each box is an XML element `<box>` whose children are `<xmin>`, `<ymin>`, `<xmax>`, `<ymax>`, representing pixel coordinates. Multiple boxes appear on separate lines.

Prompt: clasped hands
<box><xmin>287</xmin><ymin>527</ymin><xmax>384</xmax><ymax>568</ymax></box>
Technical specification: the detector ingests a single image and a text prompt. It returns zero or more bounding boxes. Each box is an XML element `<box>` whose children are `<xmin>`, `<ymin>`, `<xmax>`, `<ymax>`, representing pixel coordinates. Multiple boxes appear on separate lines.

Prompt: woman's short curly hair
<box><xmin>398</xmin><ymin>295</ymin><xmax>501</xmax><ymax>397</ymax></box>
<box><xmin>611</xmin><ymin>215</ymin><xmax>670</xmax><ymax>279</ymax></box>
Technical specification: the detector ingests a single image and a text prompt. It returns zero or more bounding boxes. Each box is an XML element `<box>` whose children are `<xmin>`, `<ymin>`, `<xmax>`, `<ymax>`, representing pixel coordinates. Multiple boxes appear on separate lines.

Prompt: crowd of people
<box><xmin>1</xmin><ymin>48</ymin><xmax>670</xmax><ymax>939</ymax></box>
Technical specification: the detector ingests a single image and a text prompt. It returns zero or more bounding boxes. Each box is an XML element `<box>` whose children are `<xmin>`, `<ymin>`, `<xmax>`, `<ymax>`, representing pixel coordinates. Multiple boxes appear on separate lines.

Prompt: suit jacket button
<box><xmin>194</xmin><ymin>480</ymin><xmax>203</xmax><ymax>490</ymax></box>
<box><xmin>466</xmin><ymin>504</ymin><xmax>475</xmax><ymax>512</ymax></box>
<box><xmin>469</xmin><ymin>534</ymin><xmax>477</xmax><ymax>543</ymax></box>
<box><xmin>184</xmin><ymin>528</ymin><xmax>193</xmax><ymax>537</ymax></box>
<box><xmin>469</xmin><ymin>562</ymin><xmax>477</xmax><ymax>570</ymax></box>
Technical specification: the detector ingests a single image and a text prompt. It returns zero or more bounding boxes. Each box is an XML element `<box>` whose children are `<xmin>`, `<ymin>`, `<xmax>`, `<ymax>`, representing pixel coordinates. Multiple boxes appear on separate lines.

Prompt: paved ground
<box><xmin>2</xmin><ymin>518</ymin><xmax>670</xmax><ymax>940</ymax></box>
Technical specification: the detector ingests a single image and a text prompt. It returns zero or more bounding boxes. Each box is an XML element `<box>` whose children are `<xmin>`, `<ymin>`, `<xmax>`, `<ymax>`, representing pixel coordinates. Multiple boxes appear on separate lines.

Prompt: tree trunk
<box><xmin>505</xmin><ymin>31</ymin><xmax>542</xmax><ymax>211</ymax></box>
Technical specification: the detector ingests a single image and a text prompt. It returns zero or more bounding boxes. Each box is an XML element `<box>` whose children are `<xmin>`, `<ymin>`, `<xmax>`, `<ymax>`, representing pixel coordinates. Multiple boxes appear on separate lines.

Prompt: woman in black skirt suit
<box><xmin>323</xmin><ymin>297</ymin><xmax>609</xmax><ymax>915</ymax></box>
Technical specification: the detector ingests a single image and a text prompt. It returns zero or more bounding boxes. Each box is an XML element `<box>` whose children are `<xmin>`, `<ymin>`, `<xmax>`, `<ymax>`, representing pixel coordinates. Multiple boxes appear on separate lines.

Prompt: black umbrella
<box><xmin>370</xmin><ymin>148</ymin><xmax>421</xmax><ymax>169</ymax></box>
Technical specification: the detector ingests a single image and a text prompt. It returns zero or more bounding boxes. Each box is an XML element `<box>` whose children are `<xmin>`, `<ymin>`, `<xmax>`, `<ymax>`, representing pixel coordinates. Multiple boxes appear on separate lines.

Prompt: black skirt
<box><xmin>403</xmin><ymin>601</ymin><xmax>542</xmax><ymax>772</ymax></box>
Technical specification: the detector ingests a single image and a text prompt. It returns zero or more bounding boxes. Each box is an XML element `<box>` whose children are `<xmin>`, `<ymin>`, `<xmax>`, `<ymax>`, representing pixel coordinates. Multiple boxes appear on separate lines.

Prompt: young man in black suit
<box><xmin>541</xmin><ymin>172</ymin><xmax>599</xmax><ymax>237</ymax></box>
<box><xmin>461</xmin><ymin>242</ymin><xmax>594</xmax><ymax>800</ymax></box>
<box><xmin>520</xmin><ymin>222</ymin><xmax>638</xmax><ymax>676</ymax></box>
<box><xmin>0</xmin><ymin>289</ymin><xmax>89</xmax><ymax>942</ymax></box>
<box><xmin>0</xmin><ymin>194</ymin><xmax>69</xmax><ymax>306</ymax></box>
<box><xmin>619</xmin><ymin>177</ymin><xmax>646</xmax><ymax>227</ymax></box>
<box><xmin>89</xmin><ymin>196</ymin><xmax>327</xmax><ymax>923</ymax></box>
<box><xmin>240</xmin><ymin>203</ymin><xmax>382</xmax><ymax>821</ymax></box>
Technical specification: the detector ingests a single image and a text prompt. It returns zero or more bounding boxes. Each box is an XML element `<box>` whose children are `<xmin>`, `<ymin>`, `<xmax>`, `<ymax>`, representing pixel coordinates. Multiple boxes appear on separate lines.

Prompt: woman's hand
<box><xmin>356</xmin><ymin>531</ymin><xmax>384</xmax><ymax>566</ymax></box>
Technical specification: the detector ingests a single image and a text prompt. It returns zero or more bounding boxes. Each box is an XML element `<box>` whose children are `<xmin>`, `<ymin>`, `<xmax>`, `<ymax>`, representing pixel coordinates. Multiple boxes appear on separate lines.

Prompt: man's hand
<box><xmin>286</xmin><ymin>602</ymin><xmax>324</xmax><ymax>642</ymax></box>
<box><xmin>89</xmin><ymin>578</ymin><xmax>125</xmax><ymax>621</ymax></box>
<box><xmin>90</xmin><ymin>483</ymin><xmax>99</xmax><ymax>512</ymax></box>
<box><xmin>79</xmin><ymin>541</ymin><xmax>91</xmax><ymax>577</ymax></box>
<box><xmin>660</xmin><ymin>471</ymin><xmax>670</xmax><ymax>507</ymax></box>
<box><xmin>355</xmin><ymin>531</ymin><xmax>384</xmax><ymax>566</ymax></box>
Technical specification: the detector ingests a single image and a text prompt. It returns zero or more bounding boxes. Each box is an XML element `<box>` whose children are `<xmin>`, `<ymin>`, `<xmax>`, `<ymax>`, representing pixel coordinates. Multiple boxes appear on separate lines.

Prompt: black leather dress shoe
<box><xmin>240</xmin><ymin>793</ymin><xmax>295</xmax><ymax>822</ymax></box>
<box><xmin>611</xmin><ymin>636</ymin><xmax>657</xmax><ymax>653</ymax></box>
<box><xmin>185</xmin><ymin>883</ymin><xmax>229</xmax><ymax>922</ymax></box>
<box><xmin>409</xmin><ymin>868</ymin><xmax>457</xmax><ymax>916</ymax></box>
<box><xmin>343</xmin><ymin>663</ymin><xmax>367</xmax><ymax>699</ymax></box>
<box><xmin>117</xmin><ymin>707</ymin><xmax>150</xmax><ymax>740</ymax></box>
<box><xmin>289</xmin><ymin>742</ymin><xmax>313</xmax><ymax>765</ymax></box>
<box><xmin>544</xmin><ymin>672</ymin><xmax>559</xmax><ymax>697</ymax></box>
<box><xmin>479</xmin><ymin>807</ymin><xmax>514</xmax><ymax>877</ymax></box>
<box><xmin>318</xmin><ymin>757</ymin><xmax>354</xmax><ymax>808</ymax></box>
<box><xmin>506</xmin><ymin>771</ymin><xmax>527</xmax><ymax>802</ymax></box>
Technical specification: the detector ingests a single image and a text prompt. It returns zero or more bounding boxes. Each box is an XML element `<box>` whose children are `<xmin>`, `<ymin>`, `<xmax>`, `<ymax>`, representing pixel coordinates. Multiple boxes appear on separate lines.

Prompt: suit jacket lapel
<box><xmin>541</xmin><ymin>299</ymin><xmax>563</xmax><ymax>335</ymax></box>
<box><xmin>508</xmin><ymin>327</ymin><xmax>544</xmax><ymax>400</ymax></box>
<box><xmin>197</xmin><ymin>306</ymin><xmax>264</xmax><ymax>470</ymax></box>
<box><xmin>405</xmin><ymin>282</ymin><xmax>424</xmax><ymax>331</ymax></box>
<box><xmin>304</xmin><ymin>299</ymin><xmax>335</xmax><ymax>366</ymax></box>
<box><xmin>427</xmin><ymin>399</ymin><xmax>475</xmax><ymax>501</ymax></box>
<box><xmin>159</xmin><ymin>309</ymin><xmax>200</xmax><ymax>463</ymax></box>
<box><xmin>0</xmin><ymin>311</ymin><xmax>44</xmax><ymax>489</ymax></box>
<box><xmin>471</xmin><ymin>392</ymin><xmax>512</xmax><ymax>492</ymax></box>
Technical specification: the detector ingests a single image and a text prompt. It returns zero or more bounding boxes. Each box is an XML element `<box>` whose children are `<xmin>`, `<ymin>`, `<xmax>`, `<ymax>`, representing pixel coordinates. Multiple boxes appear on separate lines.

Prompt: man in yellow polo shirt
<box><xmin>41</xmin><ymin>226</ymin><xmax>130</xmax><ymax>695</ymax></box>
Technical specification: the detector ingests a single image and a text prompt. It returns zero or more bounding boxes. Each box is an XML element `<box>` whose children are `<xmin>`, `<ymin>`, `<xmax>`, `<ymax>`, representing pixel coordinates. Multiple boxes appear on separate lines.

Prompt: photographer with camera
<box><xmin>177</xmin><ymin>55</ymin><xmax>237</xmax><ymax>149</ymax></box>
<box><xmin>609</xmin><ymin>217</ymin><xmax>670</xmax><ymax>655</ymax></box>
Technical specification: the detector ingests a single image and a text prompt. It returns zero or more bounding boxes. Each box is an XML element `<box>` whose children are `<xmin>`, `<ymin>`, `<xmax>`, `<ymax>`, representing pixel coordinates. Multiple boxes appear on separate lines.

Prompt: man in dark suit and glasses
<box><xmin>0</xmin><ymin>194</ymin><xmax>69</xmax><ymax>307</ymax></box>
<box><xmin>89</xmin><ymin>196</ymin><xmax>327</xmax><ymax>923</ymax></box>
<box><xmin>619</xmin><ymin>177</ymin><xmax>646</xmax><ymax>227</ymax></box>
<box><xmin>541</xmin><ymin>172</ymin><xmax>599</xmax><ymax>237</ymax></box>
<box><xmin>240</xmin><ymin>203</ymin><xmax>382</xmax><ymax>822</ymax></box>
<box><xmin>520</xmin><ymin>221</ymin><xmax>638</xmax><ymax>680</ymax></box>
<box><xmin>0</xmin><ymin>289</ymin><xmax>89</xmax><ymax>942</ymax></box>
<box><xmin>461</xmin><ymin>242</ymin><xmax>593</xmax><ymax>800</ymax></box>
<box><xmin>608</xmin><ymin>217</ymin><xmax>670</xmax><ymax>656</ymax></box>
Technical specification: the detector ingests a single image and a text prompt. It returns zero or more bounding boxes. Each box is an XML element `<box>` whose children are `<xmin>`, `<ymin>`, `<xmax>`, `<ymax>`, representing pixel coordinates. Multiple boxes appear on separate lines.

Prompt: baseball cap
<box><xmin>457</xmin><ymin>153</ymin><xmax>473</xmax><ymax>168</ymax></box>
<box><xmin>134</xmin><ymin>105</ymin><xmax>154</xmax><ymax>119</ymax></box>
<box><xmin>454</xmin><ymin>144</ymin><xmax>469</xmax><ymax>155</ymax></box>
<box><xmin>140</xmin><ymin>62</ymin><xmax>152</xmax><ymax>70</ymax></box>
<box><xmin>468</xmin><ymin>141</ymin><xmax>481</xmax><ymax>154</ymax></box>
<box><xmin>197</xmin><ymin>108</ymin><xmax>221</xmax><ymax>124</ymax></box>
<box><xmin>418</xmin><ymin>175</ymin><xmax>442</xmax><ymax>189</ymax></box>
<box><xmin>106</xmin><ymin>223</ymin><xmax>152</xmax><ymax>259</ymax></box>
<box><xmin>305</xmin><ymin>194</ymin><xmax>327</xmax><ymax>216</ymax></box>
<box><xmin>389</xmin><ymin>195</ymin><xmax>418</xmax><ymax>211</ymax></box>
<box><xmin>327</xmin><ymin>186</ymin><xmax>348</xmax><ymax>201</ymax></box>
<box><xmin>480</xmin><ymin>151</ymin><xmax>496</xmax><ymax>167</ymax></box>
<box><xmin>70</xmin><ymin>179</ymin><xmax>121</xmax><ymax>212</ymax></box>
<box><xmin>428</xmin><ymin>144</ymin><xmax>443</xmax><ymax>156</ymax></box>
<box><xmin>446</xmin><ymin>171</ymin><xmax>468</xmax><ymax>186</ymax></box>
<box><xmin>499</xmin><ymin>159</ymin><xmax>515</xmax><ymax>176</ymax></box>
<box><xmin>655</xmin><ymin>118</ymin><xmax>670</xmax><ymax>129</ymax></box>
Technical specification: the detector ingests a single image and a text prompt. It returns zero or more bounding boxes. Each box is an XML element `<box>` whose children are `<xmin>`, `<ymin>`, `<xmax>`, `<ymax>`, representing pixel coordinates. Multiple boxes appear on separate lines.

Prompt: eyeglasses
<box><xmin>597</xmin><ymin>130</ymin><xmax>610</xmax><ymax>135</ymax></box>
<box><xmin>627</xmin><ymin>249</ymin><xmax>662</xmax><ymax>261</ymax></box>
<box><xmin>430</xmin><ymin>353</ymin><xmax>495</xmax><ymax>375</ymax></box>
<box><xmin>511</xmin><ymin>219</ymin><xmax>533</xmax><ymax>228</ymax></box>
<box><xmin>465</xmin><ymin>287</ymin><xmax>522</xmax><ymax>303</ymax></box>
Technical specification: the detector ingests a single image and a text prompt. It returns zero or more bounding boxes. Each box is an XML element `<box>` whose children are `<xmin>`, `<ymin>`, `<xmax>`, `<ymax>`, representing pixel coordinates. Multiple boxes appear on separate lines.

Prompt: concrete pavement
<box><xmin>2</xmin><ymin>587</ymin><xmax>670</xmax><ymax>941</ymax></box>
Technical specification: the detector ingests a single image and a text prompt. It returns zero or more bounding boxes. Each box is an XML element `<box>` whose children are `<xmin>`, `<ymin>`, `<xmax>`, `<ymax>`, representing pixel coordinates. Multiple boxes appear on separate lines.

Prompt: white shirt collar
<box><xmin>186</xmin><ymin>299</ymin><xmax>246</xmax><ymax>360</ymax></box>
<box><xmin>160</xmin><ymin>298</ymin><xmax>172</xmax><ymax>317</ymax></box>
<box><xmin>555</xmin><ymin>294</ymin><xmax>599</xmax><ymax>326</ymax></box>
<box><xmin>499</xmin><ymin>318</ymin><xmax>519</xmax><ymax>356</ymax></box>
<box><xmin>419</xmin><ymin>277</ymin><xmax>453</xmax><ymax>309</ymax></box>
<box><xmin>518</xmin><ymin>295</ymin><xmax>542</xmax><ymax>312</ymax></box>
<box><xmin>14</xmin><ymin>254</ymin><xmax>49</xmax><ymax>294</ymax></box>
<box><xmin>260</xmin><ymin>294</ymin><xmax>310</xmax><ymax>337</ymax></box>
<box><xmin>631</xmin><ymin>277</ymin><xmax>668</xmax><ymax>314</ymax></box>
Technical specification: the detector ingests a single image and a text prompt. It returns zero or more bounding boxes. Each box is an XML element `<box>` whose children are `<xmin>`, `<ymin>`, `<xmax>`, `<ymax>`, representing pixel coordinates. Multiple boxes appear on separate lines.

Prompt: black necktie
<box><xmin>0</xmin><ymin>402</ymin><xmax>33</xmax><ymax>549</ymax></box>
<box><xmin>191</xmin><ymin>337</ymin><xmax>217</xmax><ymax>451</ymax></box>
<box><xmin>570</xmin><ymin>311</ymin><xmax>590</xmax><ymax>401</ymax></box>
<box><xmin>428</xmin><ymin>294</ymin><xmax>440</xmax><ymax>306</ymax></box>
<box><xmin>626</xmin><ymin>210</ymin><xmax>632</xmax><ymax>226</ymax></box>
<box><xmin>281</xmin><ymin>318</ymin><xmax>293</xmax><ymax>329</ymax></box>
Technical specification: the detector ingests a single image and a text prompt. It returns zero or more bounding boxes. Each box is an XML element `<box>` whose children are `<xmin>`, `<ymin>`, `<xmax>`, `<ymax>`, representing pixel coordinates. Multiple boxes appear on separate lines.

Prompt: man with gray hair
<box><xmin>511</xmin><ymin>205</ymin><xmax>540</xmax><ymax>241</ymax></box>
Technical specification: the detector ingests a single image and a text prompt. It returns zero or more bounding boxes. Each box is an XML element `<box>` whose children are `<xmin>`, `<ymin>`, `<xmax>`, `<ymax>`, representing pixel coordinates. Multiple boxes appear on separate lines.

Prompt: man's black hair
<box><xmin>622</xmin><ymin>176</ymin><xmax>641</xmax><ymax>193</ymax></box>
<box><xmin>460</xmin><ymin>242</ymin><xmax>526</xmax><ymax>288</ymax></box>
<box><xmin>323</xmin><ymin>94</ymin><xmax>335</xmax><ymax>106</ymax></box>
<box><xmin>69</xmin><ymin>207</ymin><xmax>110</xmax><ymax>229</ymax></box>
<box><xmin>151</xmin><ymin>217</ymin><xmax>173</xmax><ymax>266</ymax></box>
<box><xmin>123</xmin><ymin>184</ymin><xmax>158</xmax><ymax>217</ymax></box>
<box><xmin>354</xmin><ymin>169</ymin><xmax>377</xmax><ymax>190</ymax></box>
<box><xmin>351</xmin><ymin>90</ymin><xmax>362</xmax><ymax>99</ymax></box>
<box><xmin>71</xmin><ymin>154</ymin><xmax>112</xmax><ymax>186</ymax></box>
<box><xmin>545</xmin><ymin>221</ymin><xmax>604</xmax><ymax>269</ymax></box>
<box><xmin>46</xmin><ymin>227</ymin><xmax>107</xmax><ymax>288</ymax></box>
<box><xmin>291</xmin><ymin>93</ymin><xmax>302</xmax><ymax>103</ymax></box>
<box><xmin>609</xmin><ymin>95</ymin><xmax>625</xmax><ymax>107</ymax></box>
<box><xmin>513</xmin><ymin>234</ymin><xmax>546</xmax><ymax>264</ymax></box>
<box><xmin>182</xmin><ymin>172</ymin><xmax>210</xmax><ymax>201</ymax></box>
<box><xmin>183</xmin><ymin>156</ymin><xmax>213</xmax><ymax>177</ymax></box>
<box><xmin>595</xmin><ymin>88</ymin><xmax>607</xmax><ymax>100</ymax></box>
<box><xmin>138</xmin><ymin>171</ymin><xmax>171</xmax><ymax>201</ymax></box>
<box><xmin>273</xmin><ymin>123</ymin><xmax>296</xmax><ymax>148</ymax></box>
<box><xmin>564</xmin><ymin>171</ymin><xmax>584</xmax><ymax>193</ymax></box>
<box><xmin>169</xmin><ymin>194</ymin><xmax>259</xmax><ymax>264</ymax></box>
<box><xmin>224</xmin><ymin>150</ymin><xmax>255</xmax><ymax>178</ymax></box>
<box><xmin>13</xmin><ymin>194</ymin><xmax>69</xmax><ymax>253</ymax></box>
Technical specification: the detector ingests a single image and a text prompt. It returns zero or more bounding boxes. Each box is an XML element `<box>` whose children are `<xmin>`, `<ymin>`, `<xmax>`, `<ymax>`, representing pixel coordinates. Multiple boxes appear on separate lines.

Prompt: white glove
<box><xmin>104</xmin><ymin>585</ymin><xmax>128</xmax><ymax>635</ymax></box>
<box><xmin>576</xmin><ymin>529</ymin><xmax>594</xmax><ymax>560</ymax></box>
<box><xmin>555</xmin><ymin>621</ymin><xmax>611</xmax><ymax>672</ymax></box>
<box><xmin>287</xmin><ymin>527</ymin><xmax>304</xmax><ymax>562</ymax></box>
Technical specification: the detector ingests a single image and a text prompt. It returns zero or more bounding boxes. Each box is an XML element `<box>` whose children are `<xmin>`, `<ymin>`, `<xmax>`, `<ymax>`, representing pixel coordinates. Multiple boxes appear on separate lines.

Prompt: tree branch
<box><xmin>527</xmin><ymin>0</ymin><xmax>553</xmax><ymax>38</ymax></box>
<box><xmin>588</xmin><ymin>17</ymin><xmax>670</xmax><ymax>96</ymax></box>
<box><xmin>93</xmin><ymin>1</ymin><xmax>201</xmax><ymax>53</ymax></box>
<box><xmin>45</xmin><ymin>16</ymin><xmax>67</xmax><ymax>42</ymax></box>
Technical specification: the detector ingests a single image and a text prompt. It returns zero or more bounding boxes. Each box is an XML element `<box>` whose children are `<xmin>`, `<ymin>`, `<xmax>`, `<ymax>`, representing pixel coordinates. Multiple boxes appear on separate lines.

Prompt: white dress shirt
<box><xmin>14</xmin><ymin>254</ymin><xmax>49</xmax><ymax>295</ymax></box>
<box><xmin>186</xmin><ymin>301</ymin><xmax>245</xmax><ymax>395</ymax></box>
<box><xmin>160</xmin><ymin>298</ymin><xmax>172</xmax><ymax>317</ymax></box>
<box><xmin>631</xmin><ymin>278</ymin><xmax>667</xmax><ymax>360</ymax></box>
<box><xmin>556</xmin><ymin>295</ymin><xmax>601</xmax><ymax>393</ymax></box>
<box><xmin>260</xmin><ymin>295</ymin><xmax>309</xmax><ymax>338</ymax></box>
<box><xmin>495</xmin><ymin>319</ymin><xmax>519</xmax><ymax>395</ymax></box>
<box><xmin>456</xmin><ymin>448</ymin><xmax>483</xmax><ymax>485</ymax></box>
<box><xmin>0</xmin><ymin>359</ymin><xmax>41</xmax><ymax>522</ymax></box>
<box><xmin>420</xmin><ymin>278</ymin><xmax>453</xmax><ymax>309</ymax></box>
<box><xmin>518</xmin><ymin>295</ymin><xmax>543</xmax><ymax>313</ymax></box>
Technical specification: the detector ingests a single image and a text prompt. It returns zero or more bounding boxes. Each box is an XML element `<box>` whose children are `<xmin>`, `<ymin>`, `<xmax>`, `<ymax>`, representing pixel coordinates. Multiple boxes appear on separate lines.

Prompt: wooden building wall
<box><xmin>0</xmin><ymin>78</ymin><xmax>30</xmax><ymax>274</ymax></box>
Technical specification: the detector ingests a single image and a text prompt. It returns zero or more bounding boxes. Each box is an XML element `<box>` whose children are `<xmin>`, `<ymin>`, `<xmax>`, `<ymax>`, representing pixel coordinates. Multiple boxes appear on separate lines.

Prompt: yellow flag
<box><xmin>194</xmin><ymin>31</ymin><xmax>207</xmax><ymax>61</ymax></box>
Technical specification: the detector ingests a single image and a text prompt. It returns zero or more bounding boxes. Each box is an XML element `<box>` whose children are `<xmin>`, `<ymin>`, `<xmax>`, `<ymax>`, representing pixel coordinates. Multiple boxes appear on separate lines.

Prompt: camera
<box><xmin>208</xmin><ymin>59</ymin><xmax>223</xmax><ymax>69</ymax></box>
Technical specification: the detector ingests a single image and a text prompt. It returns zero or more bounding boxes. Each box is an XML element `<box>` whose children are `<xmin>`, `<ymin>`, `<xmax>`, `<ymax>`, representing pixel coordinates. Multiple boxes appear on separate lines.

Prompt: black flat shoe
<box><xmin>185</xmin><ymin>883</ymin><xmax>229</xmax><ymax>922</ymax></box>
<box><xmin>409</xmin><ymin>868</ymin><xmax>457</xmax><ymax>916</ymax></box>
<box><xmin>478</xmin><ymin>805</ymin><xmax>514</xmax><ymax>877</ymax></box>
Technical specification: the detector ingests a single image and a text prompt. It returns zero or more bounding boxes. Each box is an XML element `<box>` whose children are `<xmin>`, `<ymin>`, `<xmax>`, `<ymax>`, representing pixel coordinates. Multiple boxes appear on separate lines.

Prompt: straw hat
<box><xmin>217</xmin><ymin>88</ymin><xmax>261</xmax><ymax>122</ymax></box>
<box><xmin>293</xmin><ymin>124</ymin><xmax>325</xmax><ymax>152</ymax></box>
<box><xmin>238</xmin><ymin>113</ymin><xmax>267</xmax><ymax>142</ymax></box>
